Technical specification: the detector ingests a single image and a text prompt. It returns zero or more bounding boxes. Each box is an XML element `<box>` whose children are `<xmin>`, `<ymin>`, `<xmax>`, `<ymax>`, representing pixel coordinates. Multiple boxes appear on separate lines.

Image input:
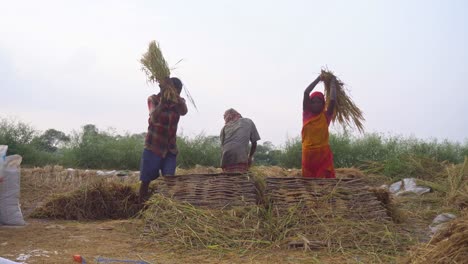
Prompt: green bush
<box><xmin>277</xmin><ymin>137</ymin><xmax>302</xmax><ymax>168</ymax></box>
<box><xmin>61</xmin><ymin>125</ymin><xmax>144</xmax><ymax>170</ymax></box>
<box><xmin>0</xmin><ymin>118</ymin><xmax>59</xmax><ymax>166</ymax></box>
<box><xmin>1</xmin><ymin>117</ymin><xmax>466</xmax><ymax>177</ymax></box>
<box><xmin>177</xmin><ymin>134</ymin><xmax>221</xmax><ymax>168</ymax></box>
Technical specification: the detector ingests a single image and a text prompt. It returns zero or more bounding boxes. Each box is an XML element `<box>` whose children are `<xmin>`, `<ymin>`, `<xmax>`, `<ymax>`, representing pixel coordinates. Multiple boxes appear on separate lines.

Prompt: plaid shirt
<box><xmin>145</xmin><ymin>93</ymin><xmax>188</xmax><ymax>158</ymax></box>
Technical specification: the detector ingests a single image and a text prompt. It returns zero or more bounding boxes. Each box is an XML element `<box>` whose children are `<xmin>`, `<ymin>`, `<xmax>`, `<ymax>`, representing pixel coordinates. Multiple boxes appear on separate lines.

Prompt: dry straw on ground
<box><xmin>142</xmin><ymin>194</ymin><xmax>267</xmax><ymax>250</ymax></box>
<box><xmin>321</xmin><ymin>69</ymin><xmax>365</xmax><ymax>133</ymax></box>
<box><xmin>403</xmin><ymin>211</ymin><xmax>468</xmax><ymax>264</ymax></box>
<box><xmin>142</xmin><ymin>194</ymin><xmax>408</xmax><ymax>253</ymax></box>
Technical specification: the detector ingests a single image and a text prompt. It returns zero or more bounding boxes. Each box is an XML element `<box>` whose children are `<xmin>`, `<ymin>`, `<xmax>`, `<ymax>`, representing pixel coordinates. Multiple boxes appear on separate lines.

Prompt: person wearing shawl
<box><xmin>302</xmin><ymin>74</ymin><xmax>337</xmax><ymax>178</ymax></box>
<box><xmin>220</xmin><ymin>109</ymin><xmax>261</xmax><ymax>173</ymax></box>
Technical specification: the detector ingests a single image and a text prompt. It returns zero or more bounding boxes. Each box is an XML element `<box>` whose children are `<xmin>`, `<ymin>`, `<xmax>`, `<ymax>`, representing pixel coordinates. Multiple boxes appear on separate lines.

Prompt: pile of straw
<box><xmin>142</xmin><ymin>194</ymin><xmax>408</xmax><ymax>252</ymax></box>
<box><xmin>263</xmin><ymin>204</ymin><xmax>407</xmax><ymax>253</ymax></box>
<box><xmin>142</xmin><ymin>174</ymin><xmax>407</xmax><ymax>252</ymax></box>
<box><xmin>142</xmin><ymin>194</ymin><xmax>267</xmax><ymax>250</ymax></box>
<box><xmin>30</xmin><ymin>181</ymin><xmax>142</xmax><ymax>220</ymax></box>
<box><xmin>321</xmin><ymin>69</ymin><xmax>365</xmax><ymax>132</ymax></box>
<box><xmin>403</xmin><ymin>212</ymin><xmax>468</xmax><ymax>264</ymax></box>
<box><xmin>140</xmin><ymin>40</ymin><xmax>178</xmax><ymax>102</ymax></box>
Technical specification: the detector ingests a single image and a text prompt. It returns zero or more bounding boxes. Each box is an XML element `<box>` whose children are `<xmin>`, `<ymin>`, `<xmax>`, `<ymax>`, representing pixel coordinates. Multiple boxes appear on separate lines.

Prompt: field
<box><xmin>1</xmin><ymin>120</ymin><xmax>467</xmax><ymax>263</ymax></box>
<box><xmin>1</xmin><ymin>160</ymin><xmax>466</xmax><ymax>264</ymax></box>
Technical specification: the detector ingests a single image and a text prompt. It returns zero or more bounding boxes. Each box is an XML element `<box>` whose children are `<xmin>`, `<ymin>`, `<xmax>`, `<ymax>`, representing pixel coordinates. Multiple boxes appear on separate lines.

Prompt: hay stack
<box><xmin>140</xmin><ymin>40</ymin><xmax>178</xmax><ymax>102</ymax></box>
<box><xmin>30</xmin><ymin>181</ymin><xmax>142</xmax><ymax>220</ymax></box>
<box><xmin>321</xmin><ymin>69</ymin><xmax>365</xmax><ymax>132</ymax></box>
<box><xmin>404</xmin><ymin>212</ymin><xmax>468</xmax><ymax>264</ymax></box>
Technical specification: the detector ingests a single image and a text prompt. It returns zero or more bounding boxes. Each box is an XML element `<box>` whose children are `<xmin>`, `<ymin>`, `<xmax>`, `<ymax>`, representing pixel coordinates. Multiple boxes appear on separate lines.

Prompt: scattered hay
<box><xmin>403</xmin><ymin>212</ymin><xmax>468</xmax><ymax>264</ymax></box>
<box><xmin>30</xmin><ymin>181</ymin><xmax>142</xmax><ymax>220</ymax></box>
<box><xmin>176</xmin><ymin>165</ymin><xmax>222</xmax><ymax>175</ymax></box>
<box><xmin>335</xmin><ymin>167</ymin><xmax>365</xmax><ymax>179</ymax></box>
<box><xmin>321</xmin><ymin>69</ymin><xmax>365</xmax><ymax>133</ymax></box>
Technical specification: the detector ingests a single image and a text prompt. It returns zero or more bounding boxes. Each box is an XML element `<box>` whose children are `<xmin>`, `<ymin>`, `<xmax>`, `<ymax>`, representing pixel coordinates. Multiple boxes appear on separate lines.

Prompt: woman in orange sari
<box><xmin>302</xmin><ymin>74</ymin><xmax>337</xmax><ymax>178</ymax></box>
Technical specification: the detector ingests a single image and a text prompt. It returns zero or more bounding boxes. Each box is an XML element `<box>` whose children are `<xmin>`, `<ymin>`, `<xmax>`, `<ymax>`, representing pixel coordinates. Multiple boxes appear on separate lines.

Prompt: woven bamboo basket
<box><xmin>157</xmin><ymin>173</ymin><xmax>257</xmax><ymax>208</ymax></box>
<box><xmin>265</xmin><ymin>177</ymin><xmax>390</xmax><ymax>221</ymax></box>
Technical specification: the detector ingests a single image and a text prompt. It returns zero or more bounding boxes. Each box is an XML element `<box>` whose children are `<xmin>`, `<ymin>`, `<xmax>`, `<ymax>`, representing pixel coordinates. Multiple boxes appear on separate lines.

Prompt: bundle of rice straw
<box><xmin>140</xmin><ymin>41</ymin><xmax>178</xmax><ymax>102</ymax></box>
<box><xmin>321</xmin><ymin>69</ymin><xmax>365</xmax><ymax>133</ymax></box>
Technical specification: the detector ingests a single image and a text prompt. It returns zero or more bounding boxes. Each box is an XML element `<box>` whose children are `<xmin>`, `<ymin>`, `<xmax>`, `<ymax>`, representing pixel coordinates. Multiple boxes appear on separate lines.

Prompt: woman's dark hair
<box><xmin>170</xmin><ymin>77</ymin><xmax>183</xmax><ymax>93</ymax></box>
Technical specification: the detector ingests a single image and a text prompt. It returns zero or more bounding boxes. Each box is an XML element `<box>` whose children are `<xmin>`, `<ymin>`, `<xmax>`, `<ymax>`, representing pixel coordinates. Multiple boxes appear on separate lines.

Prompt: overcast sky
<box><xmin>1</xmin><ymin>0</ymin><xmax>467</xmax><ymax>146</ymax></box>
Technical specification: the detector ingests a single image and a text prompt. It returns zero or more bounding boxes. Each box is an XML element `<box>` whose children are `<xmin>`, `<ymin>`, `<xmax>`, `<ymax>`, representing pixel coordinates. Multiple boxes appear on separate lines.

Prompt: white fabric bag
<box><xmin>0</xmin><ymin>145</ymin><xmax>25</xmax><ymax>226</ymax></box>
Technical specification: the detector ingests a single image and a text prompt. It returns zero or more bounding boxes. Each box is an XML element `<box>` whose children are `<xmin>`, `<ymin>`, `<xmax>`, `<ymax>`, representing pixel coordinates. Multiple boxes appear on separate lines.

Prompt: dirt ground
<box><xmin>0</xmin><ymin>217</ymin><xmax>365</xmax><ymax>264</ymax></box>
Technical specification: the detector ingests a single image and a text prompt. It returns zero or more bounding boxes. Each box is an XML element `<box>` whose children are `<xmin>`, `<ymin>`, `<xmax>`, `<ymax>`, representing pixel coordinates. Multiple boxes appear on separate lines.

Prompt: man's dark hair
<box><xmin>170</xmin><ymin>77</ymin><xmax>183</xmax><ymax>93</ymax></box>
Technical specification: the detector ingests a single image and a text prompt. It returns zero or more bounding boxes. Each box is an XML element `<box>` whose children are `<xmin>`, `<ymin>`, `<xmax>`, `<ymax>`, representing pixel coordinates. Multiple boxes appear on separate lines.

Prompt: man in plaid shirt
<box><xmin>139</xmin><ymin>77</ymin><xmax>188</xmax><ymax>202</ymax></box>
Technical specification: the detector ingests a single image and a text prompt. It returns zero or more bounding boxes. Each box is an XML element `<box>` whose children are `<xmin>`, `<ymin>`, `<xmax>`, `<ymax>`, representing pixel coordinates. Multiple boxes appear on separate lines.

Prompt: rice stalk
<box><xmin>140</xmin><ymin>40</ymin><xmax>178</xmax><ymax>102</ymax></box>
<box><xmin>321</xmin><ymin>69</ymin><xmax>365</xmax><ymax>133</ymax></box>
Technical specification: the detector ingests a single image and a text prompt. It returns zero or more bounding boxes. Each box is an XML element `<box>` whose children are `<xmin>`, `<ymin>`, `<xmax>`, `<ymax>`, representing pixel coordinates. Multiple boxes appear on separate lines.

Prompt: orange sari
<box><xmin>301</xmin><ymin>111</ymin><xmax>335</xmax><ymax>178</ymax></box>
